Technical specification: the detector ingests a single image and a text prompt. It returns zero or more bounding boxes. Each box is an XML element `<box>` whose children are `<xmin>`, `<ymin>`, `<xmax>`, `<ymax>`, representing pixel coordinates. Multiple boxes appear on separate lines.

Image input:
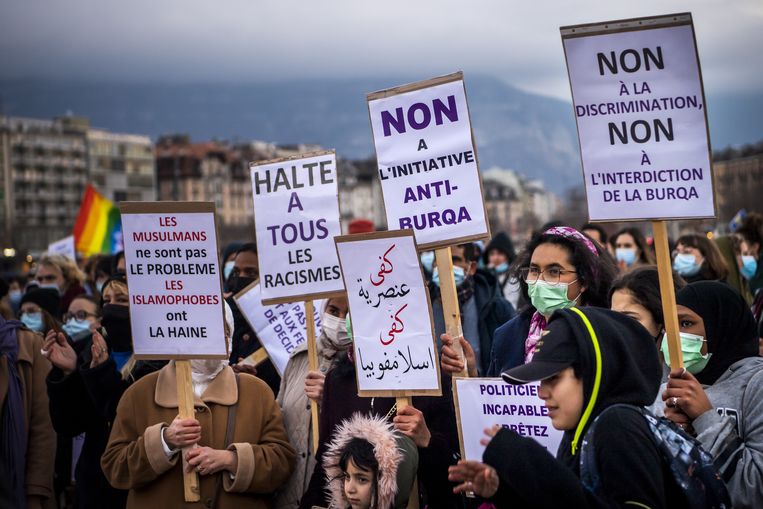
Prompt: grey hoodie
<box><xmin>651</xmin><ymin>357</ymin><xmax>763</xmax><ymax>508</ymax></box>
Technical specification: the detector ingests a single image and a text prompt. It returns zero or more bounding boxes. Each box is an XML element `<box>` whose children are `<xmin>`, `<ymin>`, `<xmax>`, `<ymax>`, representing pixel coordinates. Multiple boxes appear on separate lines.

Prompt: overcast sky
<box><xmin>1</xmin><ymin>0</ymin><xmax>761</xmax><ymax>100</ymax></box>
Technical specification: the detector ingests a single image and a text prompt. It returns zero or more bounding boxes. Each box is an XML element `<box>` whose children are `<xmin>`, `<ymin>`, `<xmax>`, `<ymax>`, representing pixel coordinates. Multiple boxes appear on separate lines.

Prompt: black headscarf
<box><xmin>548</xmin><ymin>307</ymin><xmax>662</xmax><ymax>470</ymax></box>
<box><xmin>675</xmin><ymin>281</ymin><xmax>758</xmax><ymax>385</ymax></box>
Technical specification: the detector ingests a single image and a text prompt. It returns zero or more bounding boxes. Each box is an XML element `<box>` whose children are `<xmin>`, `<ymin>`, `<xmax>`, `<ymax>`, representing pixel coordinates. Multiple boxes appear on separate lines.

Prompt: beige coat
<box><xmin>273</xmin><ymin>338</ymin><xmax>339</xmax><ymax>509</ymax></box>
<box><xmin>0</xmin><ymin>329</ymin><xmax>56</xmax><ymax>509</ymax></box>
<box><xmin>102</xmin><ymin>362</ymin><xmax>295</xmax><ymax>509</ymax></box>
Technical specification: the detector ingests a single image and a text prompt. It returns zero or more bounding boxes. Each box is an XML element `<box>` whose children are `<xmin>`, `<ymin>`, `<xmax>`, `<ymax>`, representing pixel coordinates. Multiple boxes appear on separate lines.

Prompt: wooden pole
<box><xmin>395</xmin><ymin>396</ymin><xmax>420</xmax><ymax>509</ymax></box>
<box><xmin>652</xmin><ymin>221</ymin><xmax>684</xmax><ymax>369</ymax></box>
<box><xmin>434</xmin><ymin>247</ymin><xmax>468</xmax><ymax>377</ymax></box>
<box><xmin>239</xmin><ymin>347</ymin><xmax>269</xmax><ymax>368</ymax></box>
<box><xmin>305</xmin><ymin>300</ymin><xmax>321</xmax><ymax>454</ymax></box>
<box><xmin>175</xmin><ymin>360</ymin><xmax>200</xmax><ymax>502</ymax></box>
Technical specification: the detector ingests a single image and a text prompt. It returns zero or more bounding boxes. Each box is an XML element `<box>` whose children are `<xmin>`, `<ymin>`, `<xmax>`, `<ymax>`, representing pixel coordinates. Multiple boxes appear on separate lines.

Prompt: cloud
<box><xmin>1</xmin><ymin>0</ymin><xmax>761</xmax><ymax>99</ymax></box>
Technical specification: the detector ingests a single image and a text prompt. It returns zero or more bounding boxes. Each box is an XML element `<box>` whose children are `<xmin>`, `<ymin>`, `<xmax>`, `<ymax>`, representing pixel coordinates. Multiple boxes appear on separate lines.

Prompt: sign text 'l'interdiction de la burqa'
<box><xmin>367</xmin><ymin>73</ymin><xmax>489</xmax><ymax>249</ymax></box>
<box><xmin>121</xmin><ymin>202</ymin><xmax>227</xmax><ymax>359</ymax></box>
<box><xmin>336</xmin><ymin>230</ymin><xmax>440</xmax><ymax>395</ymax></box>
<box><xmin>562</xmin><ymin>14</ymin><xmax>715</xmax><ymax>221</ymax></box>
<box><xmin>234</xmin><ymin>281</ymin><xmax>323</xmax><ymax>376</ymax></box>
<box><xmin>454</xmin><ymin>378</ymin><xmax>563</xmax><ymax>461</ymax></box>
<box><xmin>250</xmin><ymin>150</ymin><xmax>344</xmax><ymax>304</ymax></box>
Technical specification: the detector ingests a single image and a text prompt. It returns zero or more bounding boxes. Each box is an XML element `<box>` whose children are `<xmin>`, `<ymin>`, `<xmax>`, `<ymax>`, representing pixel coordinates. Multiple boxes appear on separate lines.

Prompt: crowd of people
<box><xmin>1</xmin><ymin>213</ymin><xmax>763</xmax><ymax>509</ymax></box>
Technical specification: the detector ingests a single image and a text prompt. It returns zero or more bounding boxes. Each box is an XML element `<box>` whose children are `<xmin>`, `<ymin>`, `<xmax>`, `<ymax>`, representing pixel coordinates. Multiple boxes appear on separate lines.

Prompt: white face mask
<box><xmin>322</xmin><ymin>312</ymin><xmax>350</xmax><ymax>346</ymax></box>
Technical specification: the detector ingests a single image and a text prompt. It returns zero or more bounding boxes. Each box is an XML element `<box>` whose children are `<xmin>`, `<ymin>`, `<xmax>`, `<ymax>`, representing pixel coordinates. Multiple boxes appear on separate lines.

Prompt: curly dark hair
<box><xmin>609</xmin><ymin>266</ymin><xmax>686</xmax><ymax>331</ymax></box>
<box><xmin>510</xmin><ymin>229</ymin><xmax>618</xmax><ymax>311</ymax></box>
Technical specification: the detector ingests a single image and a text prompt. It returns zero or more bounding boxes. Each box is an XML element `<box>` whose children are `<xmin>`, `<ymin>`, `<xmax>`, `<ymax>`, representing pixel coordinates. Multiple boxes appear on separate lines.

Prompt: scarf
<box><xmin>524</xmin><ymin>312</ymin><xmax>547</xmax><ymax>363</ymax></box>
<box><xmin>0</xmin><ymin>316</ymin><xmax>27</xmax><ymax>508</ymax></box>
<box><xmin>457</xmin><ymin>276</ymin><xmax>475</xmax><ymax>306</ymax></box>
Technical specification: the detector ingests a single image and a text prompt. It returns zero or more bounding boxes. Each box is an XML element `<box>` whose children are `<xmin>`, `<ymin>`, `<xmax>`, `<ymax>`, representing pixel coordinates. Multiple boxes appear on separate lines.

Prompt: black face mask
<box><xmin>101</xmin><ymin>304</ymin><xmax>133</xmax><ymax>352</ymax></box>
<box><xmin>228</xmin><ymin>276</ymin><xmax>256</xmax><ymax>295</ymax></box>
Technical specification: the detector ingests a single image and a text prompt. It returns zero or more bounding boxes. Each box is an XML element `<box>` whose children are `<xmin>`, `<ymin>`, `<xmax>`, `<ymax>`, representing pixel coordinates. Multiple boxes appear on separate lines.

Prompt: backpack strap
<box><xmin>212</xmin><ymin>373</ymin><xmax>240</xmax><ymax>508</ymax></box>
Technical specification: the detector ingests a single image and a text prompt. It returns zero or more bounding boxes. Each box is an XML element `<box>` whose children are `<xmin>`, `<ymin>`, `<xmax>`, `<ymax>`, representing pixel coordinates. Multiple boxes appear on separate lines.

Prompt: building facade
<box><xmin>87</xmin><ymin>129</ymin><xmax>155</xmax><ymax>202</ymax></box>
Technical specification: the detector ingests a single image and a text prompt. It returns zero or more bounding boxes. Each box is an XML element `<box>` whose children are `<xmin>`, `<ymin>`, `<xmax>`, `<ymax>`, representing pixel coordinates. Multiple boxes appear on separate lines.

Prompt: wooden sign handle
<box><xmin>652</xmin><ymin>221</ymin><xmax>683</xmax><ymax>369</ymax></box>
<box><xmin>434</xmin><ymin>247</ymin><xmax>468</xmax><ymax>377</ymax></box>
<box><xmin>240</xmin><ymin>347</ymin><xmax>269</xmax><ymax>368</ymax></box>
<box><xmin>175</xmin><ymin>360</ymin><xmax>201</xmax><ymax>502</ymax></box>
<box><xmin>394</xmin><ymin>396</ymin><xmax>420</xmax><ymax>509</ymax></box>
<box><xmin>305</xmin><ymin>300</ymin><xmax>321</xmax><ymax>455</ymax></box>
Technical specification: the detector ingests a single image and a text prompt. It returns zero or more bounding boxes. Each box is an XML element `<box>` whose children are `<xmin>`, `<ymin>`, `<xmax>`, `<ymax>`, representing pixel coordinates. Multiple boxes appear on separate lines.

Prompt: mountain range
<box><xmin>1</xmin><ymin>77</ymin><xmax>761</xmax><ymax>193</ymax></box>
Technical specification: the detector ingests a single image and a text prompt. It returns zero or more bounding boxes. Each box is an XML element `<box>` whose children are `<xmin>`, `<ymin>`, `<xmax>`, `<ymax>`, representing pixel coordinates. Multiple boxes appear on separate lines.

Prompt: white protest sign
<box><xmin>562</xmin><ymin>13</ymin><xmax>715</xmax><ymax>221</ymax></box>
<box><xmin>453</xmin><ymin>378</ymin><xmax>563</xmax><ymax>461</ymax></box>
<box><xmin>367</xmin><ymin>72</ymin><xmax>489</xmax><ymax>250</ymax></box>
<box><xmin>336</xmin><ymin>230</ymin><xmax>440</xmax><ymax>396</ymax></box>
<box><xmin>120</xmin><ymin>202</ymin><xmax>227</xmax><ymax>359</ymax></box>
<box><xmin>234</xmin><ymin>281</ymin><xmax>324</xmax><ymax>375</ymax></box>
<box><xmin>48</xmin><ymin>235</ymin><xmax>76</xmax><ymax>261</ymax></box>
<box><xmin>250</xmin><ymin>150</ymin><xmax>344</xmax><ymax>305</ymax></box>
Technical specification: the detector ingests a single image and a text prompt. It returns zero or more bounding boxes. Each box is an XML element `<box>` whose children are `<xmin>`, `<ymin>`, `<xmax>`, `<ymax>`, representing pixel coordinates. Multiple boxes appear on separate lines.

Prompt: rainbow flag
<box><xmin>73</xmin><ymin>185</ymin><xmax>123</xmax><ymax>255</ymax></box>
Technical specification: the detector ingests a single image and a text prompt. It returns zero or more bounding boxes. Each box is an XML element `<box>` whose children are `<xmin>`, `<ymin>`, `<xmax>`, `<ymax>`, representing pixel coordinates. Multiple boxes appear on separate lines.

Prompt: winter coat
<box><xmin>486</xmin><ymin>309</ymin><xmax>532</xmax><ymax>377</ymax></box>
<box><xmin>0</xmin><ymin>329</ymin><xmax>56</xmax><ymax>509</ymax></box>
<box><xmin>46</xmin><ymin>339</ymin><xmax>165</xmax><ymax>509</ymax></box>
<box><xmin>484</xmin><ymin>307</ymin><xmax>685</xmax><ymax>508</ymax></box>
<box><xmin>298</xmin><ymin>355</ymin><xmax>461</xmax><ymax>509</ymax></box>
<box><xmin>273</xmin><ymin>337</ymin><xmax>342</xmax><ymax>509</ymax></box>
<box><xmin>102</xmin><ymin>363</ymin><xmax>296</xmax><ymax>509</ymax></box>
<box><xmin>323</xmin><ymin>414</ymin><xmax>418</xmax><ymax>509</ymax></box>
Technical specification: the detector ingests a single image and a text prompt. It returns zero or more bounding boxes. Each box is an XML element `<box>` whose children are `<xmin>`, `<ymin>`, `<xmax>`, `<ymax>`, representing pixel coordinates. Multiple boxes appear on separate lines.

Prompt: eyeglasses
<box><xmin>519</xmin><ymin>267</ymin><xmax>577</xmax><ymax>286</ymax></box>
<box><xmin>63</xmin><ymin>310</ymin><xmax>98</xmax><ymax>322</ymax></box>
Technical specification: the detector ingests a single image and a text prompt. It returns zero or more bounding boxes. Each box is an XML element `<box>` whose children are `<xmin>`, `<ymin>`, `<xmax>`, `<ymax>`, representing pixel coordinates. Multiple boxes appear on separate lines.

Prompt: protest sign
<box><xmin>336</xmin><ymin>230</ymin><xmax>441</xmax><ymax>396</ymax></box>
<box><xmin>367</xmin><ymin>72</ymin><xmax>490</xmax><ymax>250</ymax></box>
<box><xmin>234</xmin><ymin>280</ymin><xmax>323</xmax><ymax>376</ymax></box>
<box><xmin>120</xmin><ymin>202</ymin><xmax>227</xmax><ymax>360</ymax></box>
<box><xmin>561</xmin><ymin>13</ymin><xmax>715</xmax><ymax>222</ymax></box>
<box><xmin>453</xmin><ymin>378</ymin><xmax>563</xmax><ymax>461</ymax></box>
<box><xmin>250</xmin><ymin>150</ymin><xmax>344</xmax><ymax>305</ymax></box>
<box><xmin>48</xmin><ymin>235</ymin><xmax>76</xmax><ymax>261</ymax></box>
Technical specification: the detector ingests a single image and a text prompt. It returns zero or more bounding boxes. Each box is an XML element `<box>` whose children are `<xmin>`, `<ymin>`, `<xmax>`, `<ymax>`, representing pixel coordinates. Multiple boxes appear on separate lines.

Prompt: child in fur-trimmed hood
<box><xmin>323</xmin><ymin>413</ymin><xmax>418</xmax><ymax>509</ymax></box>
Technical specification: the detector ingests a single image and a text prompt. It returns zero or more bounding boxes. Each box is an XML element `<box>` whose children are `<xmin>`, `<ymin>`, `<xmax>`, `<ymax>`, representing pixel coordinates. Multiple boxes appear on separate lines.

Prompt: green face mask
<box><xmin>527</xmin><ymin>280</ymin><xmax>579</xmax><ymax>317</ymax></box>
<box><xmin>660</xmin><ymin>332</ymin><xmax>711</xmax><ymax>374</ymax></box>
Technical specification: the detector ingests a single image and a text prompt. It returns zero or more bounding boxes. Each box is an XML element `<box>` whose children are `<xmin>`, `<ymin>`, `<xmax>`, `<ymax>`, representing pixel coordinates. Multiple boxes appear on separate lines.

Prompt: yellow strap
<box><xmin>569</xmin><ymin>307</ymin><xmax>602</xmax><ymax>456</ymax></box>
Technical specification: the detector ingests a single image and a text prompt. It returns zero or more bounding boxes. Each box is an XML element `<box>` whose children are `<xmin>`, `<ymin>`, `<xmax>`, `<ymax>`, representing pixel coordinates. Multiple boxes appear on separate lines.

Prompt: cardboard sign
<box><xmin>367</xmin><ymin>72</ymin><xmax>490</xmax><ymax>250</ymax></box>
<box><xmin>561</xmin><ymin>13</ymin><xmax>715</xmax><ymax>221</ymax></box>
<box><xmin>234</xmin><ymin>281</ymin><xmax>323</xmax><ymax>375</ymax></box>
<box><xmin>250</xmin><ymin>150</ymin><xmax>344</xmax><ymax>305</ymax></box>
<box><xmin>120</xmin><ymin>202</ymin><xmax>227</xmax><ymax>359</ymax></box>
<box><xmin>453</xmin><ymin>378</ymin><xmax>563</xmax><ymax>461</ymax></box>
<box><xmin>48</xmin><ymin>235</ymin><xmax>76</xmax><ymax>261</ymax></box>
<box><xmin>335</xmin><ymin>230</ymin><xmax>440</xmax><ymax>396</ymax></box>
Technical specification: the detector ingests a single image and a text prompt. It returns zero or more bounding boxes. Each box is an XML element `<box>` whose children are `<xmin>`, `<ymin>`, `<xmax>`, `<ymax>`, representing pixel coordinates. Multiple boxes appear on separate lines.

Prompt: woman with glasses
<box><xmin>43</xmin><ymin>275</ymin><xmax>165</xmax><ymax>509</ymax></box>
<box><xmin>443</xmin><ymin>227</ymin><xmax>617</xmax><ymax>378</ymax></box>
<box><xmin>655</xmin><ymin>281</ymin><xmax>763</xmax><ymax>508</ymax></box>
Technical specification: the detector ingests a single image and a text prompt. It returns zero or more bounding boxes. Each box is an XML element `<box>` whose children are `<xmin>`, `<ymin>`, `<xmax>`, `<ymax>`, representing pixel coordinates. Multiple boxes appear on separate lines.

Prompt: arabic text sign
<box><xmin>120</xmin><ymin>202</ymin><xmax>227</xmax><ymax>359</ymax></box>
<box><xmin>336</xmin><ymin>230</ymin><xmax>440</xmax><ymax>395</ymax></box>
<box><xmin>367</xmin><ymin>73</ymin><xmax>489</xmax><ymax>249</ymax></box>
<box><xmin>234</xmin><ymin>281</ymin><xmax>323</xmax><ymax>375</ymax></box>
<box><xmin>453</xmin><ymin>378</ymin><xmax>563</xmax><ymax>461</ymax></box>
<box><xmin>250</xmin><ymin>150</ymin><xmax>344</xmax><ymax>304</ymax></box>
<box><xmin>562</xmin><ymin>14</ymin><xmax>714</xmax><ymax>221</ymax></box>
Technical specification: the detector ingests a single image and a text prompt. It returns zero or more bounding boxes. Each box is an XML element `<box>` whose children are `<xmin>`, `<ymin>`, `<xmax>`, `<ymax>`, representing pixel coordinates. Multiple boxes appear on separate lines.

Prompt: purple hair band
<box><xmin>544</xmin><ymin>226</ymin><xmax>599</xmax><ymax>256</ymax></box>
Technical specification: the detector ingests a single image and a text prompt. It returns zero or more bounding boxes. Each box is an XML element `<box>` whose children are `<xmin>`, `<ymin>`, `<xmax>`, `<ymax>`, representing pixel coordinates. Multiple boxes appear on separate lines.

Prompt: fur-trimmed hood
<box><xmin>323</xmin><ymin>413</ymin><xmax>417</xmax><ymax>509</ymax></box>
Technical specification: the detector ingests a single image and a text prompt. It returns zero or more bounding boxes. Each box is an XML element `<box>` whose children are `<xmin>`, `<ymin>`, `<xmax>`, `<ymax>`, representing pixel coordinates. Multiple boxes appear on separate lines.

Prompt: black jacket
<box><xmin>47</xmin><ymin>339</ymin><xmax>164</xmax><ymax>509</ymax></box>
<box><xmin>298</xmin><ymin>354</ymin><xmax>462</xmax><ymax>509</ymax></box>
<box><xmin>483</xmin><ymin>307</ymin><xmax>686</xmax><ymax>508</ymax></box>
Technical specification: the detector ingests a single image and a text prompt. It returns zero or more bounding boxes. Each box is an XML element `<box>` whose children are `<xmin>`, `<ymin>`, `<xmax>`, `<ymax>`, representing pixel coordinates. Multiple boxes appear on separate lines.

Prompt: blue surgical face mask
<box><xmin>740</xmin><ymin>255</ymin><xmax>757</xmax><ymax>280</ymax></box>
<box><xmin>616</xmin><ymin>248</ymin><xmax>637</xmax><ymax>267</ymax></box>
<box><xmin>223</xmin><ymin>260</ymin><xmax>235</xmax><ymax>280</ymax></box>
<box><xmin>62</xmin><ymin>318</ymin><xmax>92</xmax><ymax>342</ymax></box>
<box><xmin>8</xmin><ymin>290</ymin><xmax>22</xmax><ymax>306</ymax></box>
<box><xmin>673</xmin><ymin>253</ymin><xmax>701</xmax><ymax>277</ymax></box>
<box><xmin>95</xmin><ymin>279</ymin><xmax>106</xmax><ymax>294</ymax></box>
<box><xmin>21</xmin><ymin>312</ymin><xmax>45</xmax><ymax>332</ymax></box>
<box><xmin>432</xmin><ymin>266</ymin><xmax>466</xmax><ymax>288</ymax></box>
<box><xmin>420</xmin><ymin>251</ymin><xmax>435</xmax><ymax>273</ymax></box>
<box><xmin>494</xmin><ymin>262</ymin><xmax>509</xmax><ymax>275</ymax></box>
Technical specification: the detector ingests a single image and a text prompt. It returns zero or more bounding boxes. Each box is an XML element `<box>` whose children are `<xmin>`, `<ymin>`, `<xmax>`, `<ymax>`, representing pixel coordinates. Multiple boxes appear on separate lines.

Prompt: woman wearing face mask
<box><xmin>483</xmin><ymin>232</ymin><xmax>522</xmax><ymax>310</ymax></box>
<box><xmin>612</xmin><ymin>227</ymin><xmax>654</xmax><ymax>272</ymax></box>
<box><xmin>672</xmin><ymin>233</ymin><xmax>728</xmax><ymax>283</ymax></box>
<box><xmin>444</xmin><ymin>227</ymin><xmax>616</xmax><ymax>378</ymax></box>
<box><xmin>273</xmin><ymin>296</ymin><xmax>352</xmax><ymax>509</ymax></box>
<box><xmin>736</xmin><ymin>212</ymin><xmax>763</xmax><ymax>295</ymax></box>
<box><xmin>101</xmin><ymin>308</ymin><xmax>296</xmax><ymax>509</ymax></box>
<box><xmin>61</xmin><ymin>296</ymin><xmax>101</xmax><ymax>352</ymax></box>
<box><xmin>654</xmin><ymin>281</ymin><xmax>763</xmax><ymax>508</ymax></box>
<box><xmin>43</xmin><ymin>275</ymin><xmax>166</xmax><ymax>509</ymax></box>
<box><xmin>35</xmin><ymin>255</ymin><xmax>87</xmax><ymax>315</ymax></box>
<box><xmin>20</xmin><ymin>287</ymin><xmax>63</xmax><ymax>334</ymax></box>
